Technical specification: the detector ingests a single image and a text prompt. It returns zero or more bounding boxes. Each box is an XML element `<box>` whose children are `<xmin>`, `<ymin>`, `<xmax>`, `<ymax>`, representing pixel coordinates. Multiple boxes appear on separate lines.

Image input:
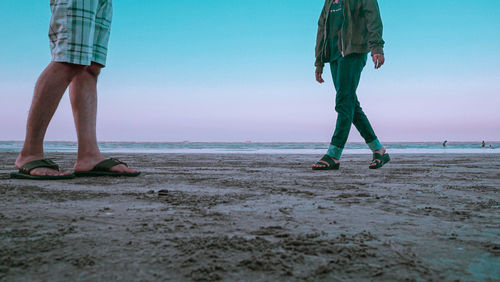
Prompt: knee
<box><xmin>335</xmin><ymin>97</ymin><xmax>355</xmax><ymax>115</ymax></box>
<box><xmin>50</xmin><ymin>62</ymin><xmax>87</xmax><ymax>82</ymax></box>
<box><xmin>335</xmin><ymin>104</ymin><xmax>354</xmax><ymax>119</ymax></box>
<box><xmin>52</xmin><ymin>62</ymin><xmax>86</xmax><ymax>73</ymax></box>
<box><xmin>85</xmin><ymin>63</ymin><xmax>102</xmax><ymax>78</ymax></box>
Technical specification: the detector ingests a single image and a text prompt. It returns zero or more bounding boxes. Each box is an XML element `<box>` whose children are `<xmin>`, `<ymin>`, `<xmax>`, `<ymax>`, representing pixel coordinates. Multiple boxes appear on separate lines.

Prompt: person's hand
<box><xmin>372</xmin><ymin>54</ymin><xmax>385</xmax><ymax>69</ymax></box>
<box><xmin>316</xmin><ymin>71</ymin><xmax>324</xmax><ymax>83</ymax></box>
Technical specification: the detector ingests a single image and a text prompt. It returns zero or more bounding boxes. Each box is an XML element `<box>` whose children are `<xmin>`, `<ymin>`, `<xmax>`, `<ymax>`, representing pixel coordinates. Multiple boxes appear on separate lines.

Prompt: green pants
<box><xmin>327</xmin><ymin>53</ymin><xmax>382</xmax><ymax>159</ymax></box>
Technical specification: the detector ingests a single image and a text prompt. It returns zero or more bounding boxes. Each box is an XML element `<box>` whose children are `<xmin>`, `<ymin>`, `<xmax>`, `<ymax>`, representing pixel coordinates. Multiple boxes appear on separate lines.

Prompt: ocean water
<box><xmin>0</xmin><ymin>141</ymin><xmax>498</xmax><ymax>154</ymax></box>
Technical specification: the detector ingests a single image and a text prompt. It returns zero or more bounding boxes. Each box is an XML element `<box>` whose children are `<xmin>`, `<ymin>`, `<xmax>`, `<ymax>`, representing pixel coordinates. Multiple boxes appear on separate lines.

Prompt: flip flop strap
<box><xmin>93</xmin><ymin>158</ymin><xmax>128</xmax><ymax>172</ymax></box>
<box><xmin>19</xmin><ymin>159</ymin><xmax>59</xmax><ymax>174</ymax></box>
<box><xmin>319</xmin><ymin>155</ymin><xmax>337</xmax><ymax>167</ymax></box>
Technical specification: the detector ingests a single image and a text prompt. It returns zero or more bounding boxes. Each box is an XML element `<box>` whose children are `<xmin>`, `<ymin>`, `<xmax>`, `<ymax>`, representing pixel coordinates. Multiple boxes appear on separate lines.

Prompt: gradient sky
<box><xmin>1</xmin><ymin>0</ymin><xmax>499</xmax><ymax>142</ymax></box>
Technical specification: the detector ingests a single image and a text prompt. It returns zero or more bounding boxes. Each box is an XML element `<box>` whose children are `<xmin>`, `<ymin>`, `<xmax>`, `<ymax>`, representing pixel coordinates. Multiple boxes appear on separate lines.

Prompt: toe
<box><xmin>370</xmin><ymin>160</ymin><xmax>381</xmax><ymax>168</ymax></box>
<box><xmin>124</xmin><ymin>166</ymin><xmax>138</xmax><ymax>173</ymax></box>
<box><xmin>110</xmin><ymin>164</ymin><xmax>137</xmax><ymax>173</ymax></box>
<box><xmin>31</xmin><ymin>167</ymin><xmax>64</xmax><ymax>176</ymax></box>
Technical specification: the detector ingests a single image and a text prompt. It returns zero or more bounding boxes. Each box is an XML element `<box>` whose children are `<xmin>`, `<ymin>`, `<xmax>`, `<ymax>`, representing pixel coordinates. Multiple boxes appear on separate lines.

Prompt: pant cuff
<box><xmin>326</xmin><ymin>144</ymin><xmax>343</xmax><ymax>159</ymax></box>
<box><xmin>367</xmin><ymin>139</ymin><xmax>383</xmax><ymax>151</ymax></box>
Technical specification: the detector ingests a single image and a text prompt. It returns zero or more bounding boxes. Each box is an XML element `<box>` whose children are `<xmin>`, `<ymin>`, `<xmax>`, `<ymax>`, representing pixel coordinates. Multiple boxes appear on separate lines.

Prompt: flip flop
<box><xmin>10</xmin><ymin>159</ymin><xmax>75</xmax><ymax>180</ymax></box>
<box><xmin>74</xmin><ymin>158</ymin><xmax>141</xmax><ymax>177</ymax></box>
<box><xmin>369</xmin><ymin>153</ymin><xmax>390</xmax><ymax>169</ymax></box>
<box><xmin>312</xmin><ymin>155</ymin><xmax>340</xmax><ymax>170</ymax></box>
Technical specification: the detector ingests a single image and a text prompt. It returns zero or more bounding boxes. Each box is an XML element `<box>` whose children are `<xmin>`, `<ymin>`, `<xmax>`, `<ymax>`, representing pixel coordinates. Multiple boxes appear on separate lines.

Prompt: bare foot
<box><xmin>369</xmin><ymin>147</ymin><xmax>387</xmax><ymax>168</ymax></box>
<box><xmin>15</xmin><ymin>154</ymin><xmax>72</xmax><ymax>176</ymax></box>
<box><xmin>74</xmin><ymin>155</ymin><xmax>138</xmax><ymax>174</ymax></box>
<box><xmin>312</xmin><ymin>155</ymin><xmax>340</xmax><ymax>169</ymax></box>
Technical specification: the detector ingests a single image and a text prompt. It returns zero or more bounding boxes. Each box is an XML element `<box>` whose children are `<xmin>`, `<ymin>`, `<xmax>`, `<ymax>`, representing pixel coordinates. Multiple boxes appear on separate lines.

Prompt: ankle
<box><xmin>18</xmin><ymin>148</ymin><xmax>44</xmax><ymax>158</ymax></box>
<box><xmin>19</xmin><ymin>145</ymin><xmax>43</xmax><ymax>157</ymax></box>
<box><xmin>76</xmin><ymin>153</ymin><xmax>103</xmax><ymax>163</ymax></box>
<box><xmin>15</xmin><ymin>153</ymin><xmax>43</xmax><ymax>168</ymax></box>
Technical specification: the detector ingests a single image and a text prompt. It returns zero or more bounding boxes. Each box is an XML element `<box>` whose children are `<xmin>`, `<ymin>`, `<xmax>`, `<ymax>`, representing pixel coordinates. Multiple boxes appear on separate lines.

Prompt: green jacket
<box><xmin>315</xmin><ymin>0</ymin><xmax>385</xmax><ymax>73</ymax></box>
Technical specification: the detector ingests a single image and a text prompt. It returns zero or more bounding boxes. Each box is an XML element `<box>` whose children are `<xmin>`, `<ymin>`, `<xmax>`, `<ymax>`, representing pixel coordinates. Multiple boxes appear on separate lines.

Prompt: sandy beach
<box><xmin>0</xmin><ymin>152</ymin><xmax>499</xmax><ymax>281</ymax></box>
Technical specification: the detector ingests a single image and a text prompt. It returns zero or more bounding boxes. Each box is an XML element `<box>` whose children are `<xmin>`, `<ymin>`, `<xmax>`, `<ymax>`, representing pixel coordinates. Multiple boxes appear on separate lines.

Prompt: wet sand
<box><xmin>1</xmin><ymin>152</ymin><xmax>499</xmax><ymax>281</ymax></box>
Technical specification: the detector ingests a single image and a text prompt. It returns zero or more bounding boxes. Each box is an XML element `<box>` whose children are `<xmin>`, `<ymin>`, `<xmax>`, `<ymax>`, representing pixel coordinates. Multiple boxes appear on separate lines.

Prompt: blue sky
<box><xmin>1</xmin><ymin>0</ymin><xmax>499</xmax><ymax>142</ymax></box>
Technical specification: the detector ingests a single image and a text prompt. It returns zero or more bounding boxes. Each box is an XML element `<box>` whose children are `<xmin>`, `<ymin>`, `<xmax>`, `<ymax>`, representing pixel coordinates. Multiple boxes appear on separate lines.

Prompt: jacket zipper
<box><xmin>340</xmin><ymin>0</ymin><xmax>346</xmax><ymax>57</ymax></box>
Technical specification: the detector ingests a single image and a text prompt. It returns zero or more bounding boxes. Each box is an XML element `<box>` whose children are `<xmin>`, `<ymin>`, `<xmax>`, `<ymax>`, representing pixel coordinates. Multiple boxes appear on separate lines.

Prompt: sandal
<box><xmin>10</xmin><ymin>159</ymin><xmax>75</xmax><ymax>180</ymax></box>
<box><xmin>312</xmin><ymin>155</ymin><xmax>340</xmax><ymax>170</ymax></box>
<box><xmin>369</xmin><ymin>153</ymin><xmax>390</xmax><ymax>169</ymax></box>
<box><xmin>74</xmin><ymin>158</ymin><xmax>141</xmax><ymax>177</ymax></box>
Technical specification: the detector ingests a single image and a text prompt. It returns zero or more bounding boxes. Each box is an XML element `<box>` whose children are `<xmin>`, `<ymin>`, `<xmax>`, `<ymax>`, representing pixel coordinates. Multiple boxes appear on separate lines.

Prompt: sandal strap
<box><xmin>319</xmin><ymin>155</ymin><xmax>337</xmax><ymax>167</ymax></box>
<box><xmin>93</xmin><ymin>158</ymin><xmax>128</xmax><ymax>172</ymax></box>
<box><xmin>19</xmin><ymin>159</ymin><xmax>59</xmax><ymax>174</ymax></box>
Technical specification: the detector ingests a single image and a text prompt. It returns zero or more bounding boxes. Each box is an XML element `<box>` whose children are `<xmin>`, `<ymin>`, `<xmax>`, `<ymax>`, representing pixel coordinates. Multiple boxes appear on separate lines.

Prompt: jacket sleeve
<box><xmin>315</xmin><ymin>1</ymin><xmax>328</xmax><ymax>73</ymax></box>
<box><xmin>362</xmin><ymin>0</ymin><xmax>385</xmax><ymax>55</ymax></box>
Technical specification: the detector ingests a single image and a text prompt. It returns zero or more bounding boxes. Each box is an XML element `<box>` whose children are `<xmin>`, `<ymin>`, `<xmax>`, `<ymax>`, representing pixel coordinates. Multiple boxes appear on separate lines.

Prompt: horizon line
<box><xmin>1</xmin><ymin>140</ymin><xmax>499</xmax><ymax>144</ymax></box>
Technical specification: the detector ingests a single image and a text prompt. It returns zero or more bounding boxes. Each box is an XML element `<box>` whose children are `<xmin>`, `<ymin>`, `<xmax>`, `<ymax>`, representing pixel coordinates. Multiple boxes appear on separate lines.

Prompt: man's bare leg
<box><xmin>15</xmin><ymin>62</ymin><xmax>85</xmax><ymax>176</ymax></box>
<box><xmin>71</xmin><ymin>62</ymin><xmax>137</xmax><ymax>174</ymax></box>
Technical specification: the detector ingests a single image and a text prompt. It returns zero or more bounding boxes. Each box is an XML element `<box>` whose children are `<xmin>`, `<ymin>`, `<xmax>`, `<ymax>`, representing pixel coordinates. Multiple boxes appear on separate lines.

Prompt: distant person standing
<box><xmin>11</xmin><ymin>0</ymin><xmax>139</xmax><ymax>179</ymax></box>
<box><xmin>443</xmin><ymin>140</ymin><xmax>448</xmax><ymax>147</ymax></box>
<box><xmin>312</xmin><ymin>0</ymin><xmax>389</xmax><ymax>170</ymax></box>
<box><xmin>482</xmin><ymin>141</ymin><xmax>486</xmax><ymax>148</ymax></box>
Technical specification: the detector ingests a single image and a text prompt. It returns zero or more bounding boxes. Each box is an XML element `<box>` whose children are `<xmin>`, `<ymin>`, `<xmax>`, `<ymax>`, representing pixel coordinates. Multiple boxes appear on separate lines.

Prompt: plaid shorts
<box><xmin>49</xmin><ymin>0</ymin><xmax>113</xmax><ymax>66</ymax></box>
